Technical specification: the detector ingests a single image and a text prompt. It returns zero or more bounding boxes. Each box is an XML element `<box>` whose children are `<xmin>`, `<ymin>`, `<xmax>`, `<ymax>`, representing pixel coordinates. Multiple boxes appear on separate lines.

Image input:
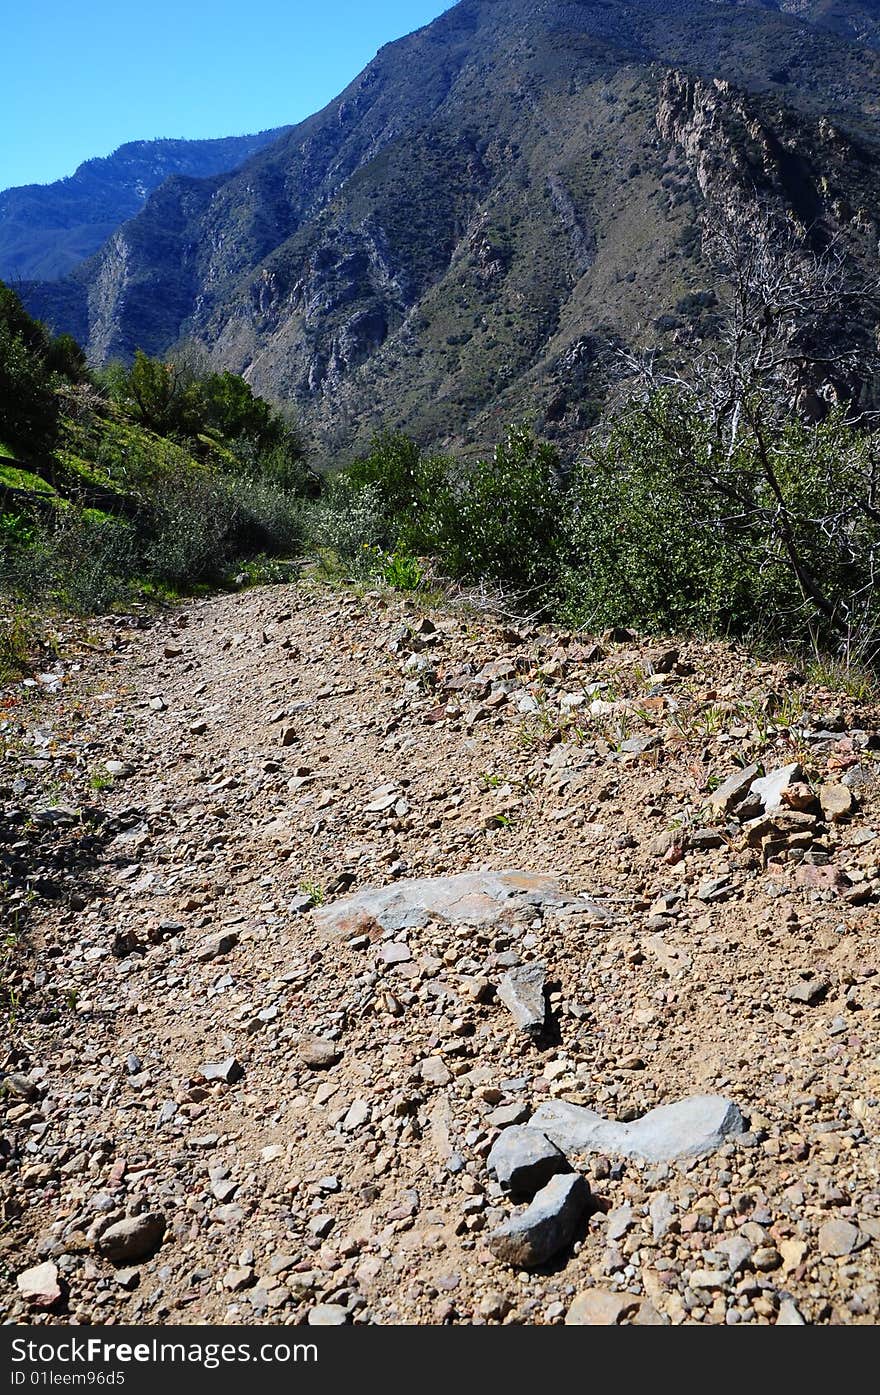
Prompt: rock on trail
<box><xmin>488</xmin><ymin>1172</ymin><xmax>590</xmax><ymax>1269</ymax></box>
<box><xmin>530</xmin><ymin>1096</ymin><xmax>747</xmax><ymax>1163</ymax></box>
<box><xmin>312</xmin><ymin>870</ymin><xmax>575</xmax><ymax>936</ymax></box>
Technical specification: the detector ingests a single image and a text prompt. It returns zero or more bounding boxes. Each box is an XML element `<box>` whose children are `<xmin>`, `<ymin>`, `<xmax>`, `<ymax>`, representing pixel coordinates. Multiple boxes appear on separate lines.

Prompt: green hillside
<box><xmin>0</xmin><ymin>283</ymin><xmax>313</xmax><ymax>641</ymax></box>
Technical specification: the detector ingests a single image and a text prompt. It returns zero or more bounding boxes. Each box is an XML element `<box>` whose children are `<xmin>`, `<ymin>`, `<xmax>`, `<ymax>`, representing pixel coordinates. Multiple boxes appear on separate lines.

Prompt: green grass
<box><xmin>0</xmin><ymin>463</ymin><xmax>57</xmax><ymax>496</ymax></box>
<box><xmin>806</xmin><ymin>657</ymin><xmax>878</xmax><ymax>702</ymax></box>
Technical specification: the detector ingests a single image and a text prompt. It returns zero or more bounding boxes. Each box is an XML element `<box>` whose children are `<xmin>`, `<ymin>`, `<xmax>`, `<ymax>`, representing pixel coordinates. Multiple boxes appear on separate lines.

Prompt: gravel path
<box><xmin>3</xmin><ymin>583</ymin><xmax>880</xmax><ymax>1325</ymax></box>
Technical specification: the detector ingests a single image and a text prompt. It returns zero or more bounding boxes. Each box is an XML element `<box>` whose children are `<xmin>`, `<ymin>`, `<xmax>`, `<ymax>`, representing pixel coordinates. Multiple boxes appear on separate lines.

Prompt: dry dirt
<box><xmin>3</xmin><ymin>580</ymin><xmax>880</xmax><ymax>1326</ymax></box>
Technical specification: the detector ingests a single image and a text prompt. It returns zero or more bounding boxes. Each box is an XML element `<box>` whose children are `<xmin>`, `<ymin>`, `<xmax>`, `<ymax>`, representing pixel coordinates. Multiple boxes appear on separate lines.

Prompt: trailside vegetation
<box><xmin>0</xmin><ymin>285</ymin><xmax>315</xmax><ymax>617</ymax></box>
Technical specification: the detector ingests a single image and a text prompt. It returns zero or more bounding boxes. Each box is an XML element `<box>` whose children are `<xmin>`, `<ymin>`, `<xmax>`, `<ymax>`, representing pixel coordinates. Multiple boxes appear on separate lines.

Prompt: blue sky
<box><xmin>4</xmin><ymin>0</ymin><xmax>454</xmax><ymax>191</ymax></box>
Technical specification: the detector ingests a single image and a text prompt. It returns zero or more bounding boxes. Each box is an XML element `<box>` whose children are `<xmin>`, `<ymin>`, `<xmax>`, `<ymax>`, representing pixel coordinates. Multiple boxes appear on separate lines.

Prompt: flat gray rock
<box><xmin>818</xmin><ymin>1218</ymin><xmax>865</xmax><ymax>1257</ymax></box>
<box><xmin>487</xmin><ymin>1126</ymin><xmax>570</xmax><ymax>1198</ymax></box>
<box><xmin>530</xmin><ymin>1094</ymin><xmax>746</xmax><ymax>1163</ymax></box>
<box><xmin>200</xmin><ymin>1057</ymin><xmax>244</xmax><ymax>1084</ymax></box>
<box><xmin>312</xmin><ymin>871</ymin><xmax>579</xmax><ymax>936</ymax></box>
<box><xmin>497</xmin><ymin>962</ymin><xmax>547</xmax><ymax>1035</ymax></box>
<box><xmin>488</xmin><ymin>1171</ymin><xmax>589</xmax><ymax>1269</ymax></box>
<box><xmin>307</xmin><ymin>1303</ymin><xmax>349</xmax><ymax>1325</ymax></box>
<box><xmin>709</xmin><ymin>763</ymin><xmax>760</xmax><ymax>815</ymax></box>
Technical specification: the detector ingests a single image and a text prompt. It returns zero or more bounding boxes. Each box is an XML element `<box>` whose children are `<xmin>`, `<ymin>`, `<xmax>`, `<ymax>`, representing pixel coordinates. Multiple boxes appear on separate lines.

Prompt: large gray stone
<box><xmin>488</xmin><ymin>1172</ymin><xmax>589</xmax><ymax>1270</ymax></box>
<box><xmin>497</xmin><ymin>962</ymin><xmax>546</xmax><ymax>1035</ymax></box>
<box><xmin>530</xmin><ymin>1094</ymin><xmax>746</xmax><ymax>1163</ymax></box>
<box><xmin>312</xmin><ymin>871</ymin><xmax>580</xmax><ymax>936</ymax></box>
<box><xmin>487</xmin><ymin>1126</ymin><xmax>570</xmax><ymax>1198</ymax></box>
<box><xmin>96</xmin><ymin>1213</ymin><xmax>166</xmax><ymax>1263</ymax></box>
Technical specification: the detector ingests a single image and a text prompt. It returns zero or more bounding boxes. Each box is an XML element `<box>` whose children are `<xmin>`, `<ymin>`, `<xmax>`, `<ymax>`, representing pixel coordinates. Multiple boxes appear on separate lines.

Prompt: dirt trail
<box><xmin>3</xmin><ymin>582</ymin><xmax>880</xmax><ymax>1325</ymax></box>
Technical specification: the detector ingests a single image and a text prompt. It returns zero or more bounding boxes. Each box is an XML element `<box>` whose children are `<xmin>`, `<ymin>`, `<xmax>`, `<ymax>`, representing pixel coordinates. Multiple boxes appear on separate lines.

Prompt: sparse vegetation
<box><xmin>6</xmin><ymin>196</ymin><xmax>880</xmax><ymax>682</ymax></box>
<box><xmin>0</xmin><ymin>285</ymin><xmax>314</xmax><ymax>615</ymax></box>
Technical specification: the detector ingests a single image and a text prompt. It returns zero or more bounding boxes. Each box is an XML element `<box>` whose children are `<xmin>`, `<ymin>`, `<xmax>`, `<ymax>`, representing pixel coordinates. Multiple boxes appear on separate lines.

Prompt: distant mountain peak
<box><xmin>0</xmin><ymin>129</ymin><xmax>290</xmax><ymax>282</ymax></box>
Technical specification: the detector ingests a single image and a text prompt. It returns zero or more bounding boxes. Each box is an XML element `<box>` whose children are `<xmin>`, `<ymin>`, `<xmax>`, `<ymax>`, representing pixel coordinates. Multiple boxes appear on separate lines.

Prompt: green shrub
<box><xmin>0</xmin><ymin>319</ymin><xmax>59</xmax><ymax>449</ymax></box>
<box><xmin>20</xmin><ymin>511</ymin><xmax>139</xmax><ymax>613</ymax></box>
<box><xmin>101</xmin><ymin>354</ymin><xmax>309</xmax><ymax>484</ymax></box>
<box><xmin>382</xmin><ymin>550</ymin><xmax>425</xmax><ymax>590</ymax></box>
<box><xmin>142</xmin><ymin>470</ymin><xmax>234</xmax><ymax>586</ymax></box>
<box><xmin>559</xmin><ymin>395</ymin><xmax>880</xmax><ymax>655</ymax></box>
<box><xmin>437</xmin><ymin>426</ymin><xmax>562</xmax><ymax>588</ymax></box>
<box><xmin>0</xmin><ymin>511</ymin><xmax>36</xmax><ymax>550</ymax></box>
<box><xmin>560</xmin><ymin>399</ymin><xmax>755</xmax><ymax>634</ymax></box>
<box><xmin>345</xmin><ymin>431</ymin><xmax>453</xmax><ymax>554</ymax></box>
<box><xmin>326</xmin><ymin>425</ymin><xmax>563</xmax><ymax>593</ymax></box>
<box><xmin>313</xmin><ymin>475</ymin><xmax>388</xmax><ymax>573</ymax></box>
<box><xmin>224</xmin><ymin>474</ymin><xmax>308</xmax><ymax>556</ymax></box>
<box><xmin>0</xmin><ymin>284</ymin><xmax>91</xmax><ymax>451</ymax></box>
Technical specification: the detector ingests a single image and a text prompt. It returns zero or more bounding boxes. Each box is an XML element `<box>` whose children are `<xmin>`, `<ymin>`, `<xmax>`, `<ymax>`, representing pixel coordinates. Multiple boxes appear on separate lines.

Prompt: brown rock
<box><xmin>297</xmin><ymin>1035</ymin><xmax>342</xmax><ymax>1069</ymax></box>
<box><xmin>565</xmin><ymin>1289</ymin><xmax>642</xmax><ymax>1324</ymax></box>
<box><xmin>781</xmin><ymin>782</ymin><xmax>818</xmax><ymax>813</ymax></box>
<box><xmin>819</xmin><ymin>784</ymin><xmax>856</xmax><ymax>822</ymax></box>
<box><xmin>96</xmin><ymin>1213</ymin><xmax>166</xmax><ymax>1263</ymax></box>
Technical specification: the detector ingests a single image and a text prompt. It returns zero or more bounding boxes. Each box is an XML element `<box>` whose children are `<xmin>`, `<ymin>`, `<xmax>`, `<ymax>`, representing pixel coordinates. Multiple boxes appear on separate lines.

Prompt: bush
<box><xmin>0</xmin><ymin>284</ymin><xmax>91</xmax><ymax>451</ymax></box>
<box><xmin>0</xmin><ymin>606</ymin><xmax>38</xmax><ymax>680</ymax></box>
<box><xmin>0</xmin><ymin>318</ymin><xmax>59</xmax><ymax>449</ymax></box>
<box><xmin>18</xmin><ymin>511</ymin><xmax>139</xmax><ymax>613</ymax></box>
<box><xmin>314</xmin><ymin>407</ymin><xmax>880</xmax><ymax>664</ymax></box>
<box><xmin>559</xmin><ymin>395</ymin><xmax>880</xmax><ymax>655</ymax></box>
<box><xmin>225</xmin><ymin>434</ymin><xmax>315</xmax><ymax>497</ymax></box>
<box><xmin>345</xmin><ymin>431</ymin><xmax>453</xmax><ymax>554</ymax></box>
<box><xmin>0</xmin><ymin>316</ymin><xmax>313</xmax><ymax>613</ymax></box>
<box><xmin>322</xmin><ymin>425</ymin><xmax>563</xmax><ymax>593</ymax></box>
<box><xmin>142</xmin><ymin>469</ymin><xmax>233</xmax><ymax>586</ymax></box>
<box><xmin>101</xmin><ymin>354</ymin><xmax>310</xmax><ymax>486</ymax></box>
<box><xmin>437</xmin><ymin>426</ymin><xmax>562</xmax><ymax>588</ymax></box>
<box><xmin>313</xmin><ymin>475</ymin><xmax>389</xmax><ymax>574</ymax></box>
<box><xmin>560</xmin><ymin>399</ymin><xmax>755</xmax><ymax>635</ymax></box>
<box><xmin>224</xmin><ymin>474</ymin><xmax>308</xmax><ymax>556</ymax></box>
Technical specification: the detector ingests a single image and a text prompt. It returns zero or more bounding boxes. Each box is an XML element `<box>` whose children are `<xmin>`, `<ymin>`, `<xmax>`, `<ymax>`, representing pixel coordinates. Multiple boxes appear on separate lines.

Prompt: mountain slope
<box><xmin>734</xmin><ymin>0</ymin><xmax>880</xmax><ymax>49</ymax></box>
<box><xmin>20</xmin><ymin>0</ymin><xmax>880</xmax><ymax>462</ymax></box>
<box><xmin>0</xmin><ymin>130</ymin><xmax>289</xmax><ymax>282</ymax></box>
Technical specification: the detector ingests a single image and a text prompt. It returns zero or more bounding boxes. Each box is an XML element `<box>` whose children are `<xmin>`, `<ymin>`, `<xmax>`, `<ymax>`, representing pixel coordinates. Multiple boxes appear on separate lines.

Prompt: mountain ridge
<box><xmin>18</xmin><ymin>0</ymin><xmax>880</xmax><ymax>462</ymax></box>
<box><xmin>0</xmin><ymin>129</ymin><xmax>290</xmax><ymax>283</ymax></box>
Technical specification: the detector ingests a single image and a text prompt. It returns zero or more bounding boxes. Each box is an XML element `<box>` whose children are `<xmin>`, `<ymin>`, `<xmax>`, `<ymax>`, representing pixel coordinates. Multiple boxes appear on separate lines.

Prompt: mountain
<box><xmin>19</xmin><ymin>0</ymin><xmax>880</xmax><ymax>462</ymax></box>
<box><xmin>0</xmin><ymin>130</ymin><xmax>289</xmax><ymax>282</ymax></box>
<box><xmin>735</xmin><ymin>0</ymin><xmax>880</xmax><ymax>49</ymax></box>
